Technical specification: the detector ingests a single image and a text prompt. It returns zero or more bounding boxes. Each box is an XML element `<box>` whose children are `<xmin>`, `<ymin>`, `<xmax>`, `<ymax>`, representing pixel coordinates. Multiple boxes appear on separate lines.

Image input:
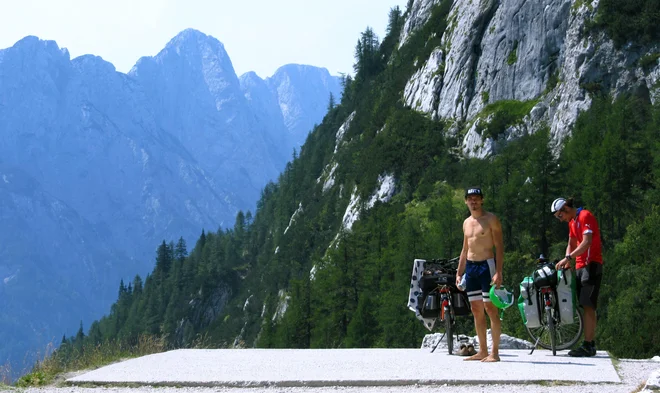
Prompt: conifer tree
<box><xmin>118</xmin><ymin>279</ymin><xmax>126</xmax><ymax>299</ymax></box>
<box><xmin>353</xmin><ymin>27</ymin><xmax>381</xmax><ymax>80</ymax></box>
<box><xmin>87</xmin><ymin>321</ymin><xmax>102</xmax><ymax>345</ymax></box>
<box><xmin>75</xmin><ymin>321</ymin><xmax>85</xmax><ymax>341</ymax></box>
<box><xmin>155</xmin><ymin>241</ymin><xmax>173</xmax><ymax>275</ymax></box>
<box><xmin>327</xmin><ymin>92</ymin><xmax>336</xmax><ymax>112</ymax></box>
<box><xmin>345</xmin><ymin>294</ymin><xmax>379</xmax><ymax>347</ymax></box>
<box><xmin>175</xmin><ymin>237</ymin><xmax>188</xmax><ymax>263</ymax></box>
<box><xmin>132</xmin><ymin>275</ymin><xmax>143</xmax><ymax>295</ymax></box>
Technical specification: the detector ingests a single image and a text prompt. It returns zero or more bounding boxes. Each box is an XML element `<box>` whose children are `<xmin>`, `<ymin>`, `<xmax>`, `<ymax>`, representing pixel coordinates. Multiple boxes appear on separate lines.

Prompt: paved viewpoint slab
<box><xmin>67</xmin><ymin>348</ymin><xmax>621</xmax><ymax>387</ymax></box>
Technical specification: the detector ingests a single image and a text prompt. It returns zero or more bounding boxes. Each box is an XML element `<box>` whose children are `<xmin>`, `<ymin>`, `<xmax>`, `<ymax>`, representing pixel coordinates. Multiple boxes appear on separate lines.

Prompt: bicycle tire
<box><xmin>526</xmin><ymin>308</ymin><xmax>584</xmax><ymax>350</ymax></box>
<box><xmin>553</xmin><ymin>307</ymin><xmax>584</xmax><ymax>349</ymax></box>
<box><xmin>547</xmin><ymin>307</ymin><xmax>556</xmax><ymax>355</ymax></box>
<box><xmin>444</xmin><ymin>306</ymin><xmax>453</xmax><ymax>355</ymax></box>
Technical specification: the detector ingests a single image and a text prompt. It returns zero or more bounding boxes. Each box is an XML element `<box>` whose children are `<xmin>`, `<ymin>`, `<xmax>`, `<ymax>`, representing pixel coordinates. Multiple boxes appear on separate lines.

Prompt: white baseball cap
<box><xmin>550</xmin><ymin>197</ymin><xmax>566</xmax><ymax>213</ymax></box>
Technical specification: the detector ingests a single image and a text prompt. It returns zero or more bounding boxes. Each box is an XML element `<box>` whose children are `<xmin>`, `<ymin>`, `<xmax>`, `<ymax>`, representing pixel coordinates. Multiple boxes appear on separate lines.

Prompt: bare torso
<box><xmin>463</xmin><ymin>212</ymin><xmax>496</xmax><ymax>261</ymax></box>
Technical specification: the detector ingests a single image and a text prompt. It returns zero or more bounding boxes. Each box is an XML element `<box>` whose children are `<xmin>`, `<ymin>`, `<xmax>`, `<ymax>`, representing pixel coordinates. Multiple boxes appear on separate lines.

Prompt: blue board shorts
<box><xmin>465</xmin><ymin>258</ymin><xmax>496</xmax><ymax>303</ymax></box>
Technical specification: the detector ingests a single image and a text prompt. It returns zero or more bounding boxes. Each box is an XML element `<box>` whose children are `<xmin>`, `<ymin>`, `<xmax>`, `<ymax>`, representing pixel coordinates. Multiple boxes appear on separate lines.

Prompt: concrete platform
<box><xmin>67</xmin><ymin>348</ymin><xmax>621</xmax><ymax>387</ymax></box>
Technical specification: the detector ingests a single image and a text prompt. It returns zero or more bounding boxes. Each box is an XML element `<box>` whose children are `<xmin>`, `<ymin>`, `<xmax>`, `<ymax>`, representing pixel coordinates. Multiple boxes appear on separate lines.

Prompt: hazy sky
<box><xmin>0</xmin><ymin>0</ymin><xmax>409</xmax><ymax>78</ymax></box>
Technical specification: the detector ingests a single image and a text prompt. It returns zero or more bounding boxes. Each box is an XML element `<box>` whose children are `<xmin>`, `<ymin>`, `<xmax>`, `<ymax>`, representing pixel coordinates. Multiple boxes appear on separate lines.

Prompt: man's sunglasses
<box><xmin>554</xmin><ymin>206</ymin><xmax>568</xmax><ymax>219</ymax></box>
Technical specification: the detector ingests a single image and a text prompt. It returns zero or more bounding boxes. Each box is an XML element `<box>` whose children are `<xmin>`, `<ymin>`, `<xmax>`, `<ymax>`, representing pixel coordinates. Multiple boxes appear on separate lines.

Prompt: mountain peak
<box><xmin>175</xmin><ymin>28</ymin><xmax>207</xmax><ymax>39</ymax></box>
<box><xmin>72</xmin><ymin>54</ymin><xmax>117</xmax><ymax>75</ymax></box>
<box><xmin>164</xmin><ymin>28</ymin><xmax>226</xmax><ymax>53</ymax></box>
<box><xmin>272</xmin><ymin>64</ymin><xmax>332</xmax><ymax>78</ymax></box>
<box><xmin>239</xmin><ymin>71</ymin><xmax>265</xmax><ymax>88</ymax></box>
<box><xmin>240</xmin><ymin>71</ymin><xmax>261</xmax><ymax>80</ymax></box>
<box><xmin>7</xmin><ymin>35</ymin><xmax>70</xmax><ymax>61</ymax></box>
<box><xmin>129</xmin><ymin>27</ymin><xmax>236</xmax><ymax>91</ymax></box>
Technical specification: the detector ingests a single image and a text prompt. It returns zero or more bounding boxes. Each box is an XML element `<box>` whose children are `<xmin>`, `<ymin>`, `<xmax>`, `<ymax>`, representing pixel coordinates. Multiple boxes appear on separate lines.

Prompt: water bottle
<box><xmin>457</xmin><ymin>274</ymin><xmax>467</xmax><ymax>291</ymax></box>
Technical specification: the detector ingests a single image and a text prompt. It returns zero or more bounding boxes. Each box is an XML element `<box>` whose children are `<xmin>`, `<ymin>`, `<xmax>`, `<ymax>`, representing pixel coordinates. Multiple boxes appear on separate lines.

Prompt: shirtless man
<box><xmin>456</xmin><ymin>187</ymin><xmax>504</xmax><ymax>362</ymax></box>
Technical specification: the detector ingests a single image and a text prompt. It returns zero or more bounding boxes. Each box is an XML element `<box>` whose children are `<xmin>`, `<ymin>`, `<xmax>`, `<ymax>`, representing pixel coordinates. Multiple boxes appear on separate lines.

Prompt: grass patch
<box><xmin>476</xmin><ymin>99</ymin><xmax>539</xmax><ymax>140</ymax></box>
<box><xmin>639</xmin><ymin>53</ymin><xmax>660</xmax><ymax>70</ymax></box>
<box><xmin>507</xmin><ymin>40</ymin><xmax>518</xmax><ymax>66</ymax></box>
<box><xmin>608</xmin><ymin>351</ymin><xmax>626</xmax><ymax>381</ymax></box>
<box><xmin>15</xmin><ymin>335</ymin><xmax>166</xmax><ymax>388</ymax></box>
<box><xmin>610</xmin><ymin>354</ymin><xmax>621</xmax><ymax>370</ymax></box>
<box><xmin>581</xmin><ymin>82</ymin><xmax>602</xmax><ymax>95</ymax></box>
<box><xmin>545</xmin><ymin>70</ymin><xmax>560</xmax><ymax>94</ymax></box>
<box><xmin>571</xmin><ymin>0</ymin><xmax>594</xmax><ymax>13</ymax></box>
<box><xmin>481</xmin><ymin>91</ymin><xmax>490</xmax><ymax>104</ymax></box>
<box><xmin>537</xmin><ymin>380</ymin><xmax>579</xmax><ymax>387</ymax></box>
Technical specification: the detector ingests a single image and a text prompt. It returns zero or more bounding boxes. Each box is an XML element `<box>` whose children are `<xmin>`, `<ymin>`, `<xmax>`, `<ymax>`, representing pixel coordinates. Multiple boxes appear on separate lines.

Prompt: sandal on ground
<box><xmin>466</xmin><ymin>344</ymin><xmax>477</xmax><ymax>356</ymax></box>
<box><xmin>457</xmin><ymin>344</ymin><xmax>470</xmax><ymax>356</ymax></box>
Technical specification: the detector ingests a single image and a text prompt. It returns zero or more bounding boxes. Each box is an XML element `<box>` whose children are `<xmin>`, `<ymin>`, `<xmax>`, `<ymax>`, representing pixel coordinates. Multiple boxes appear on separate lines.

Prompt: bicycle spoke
<box><xmin>554</xmin><ymin>312</ymin><xmax>583</xmax><ymax>349</ymax></box>
<box><xmin>527</xmin><ymin>309</ymin><xmax>584</xmax><ymax>350</ymax></box>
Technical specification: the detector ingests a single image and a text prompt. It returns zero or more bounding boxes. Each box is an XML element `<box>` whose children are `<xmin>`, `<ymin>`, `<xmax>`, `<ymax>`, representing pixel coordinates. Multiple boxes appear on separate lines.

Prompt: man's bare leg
<box><xmin>465</xmin><ymin>300</ymin><xmax>489</xmax><ymax>361</ymax></box>
<box><xmin>583</xmin><ymin>306</ymin><xmax>596</xmax><ymax>342</ymax></box>
<box><xmin>482</xmin><ymin>303</ymin><xmax>501</xmax><ymax>362</ymax></box>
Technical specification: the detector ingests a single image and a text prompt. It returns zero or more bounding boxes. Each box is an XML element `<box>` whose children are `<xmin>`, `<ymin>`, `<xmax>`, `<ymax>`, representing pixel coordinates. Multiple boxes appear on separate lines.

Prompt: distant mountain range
<box><xmin>0</xmin><ymin>28</ymin><xmax>341</xmax><ymax>375</ymax></box>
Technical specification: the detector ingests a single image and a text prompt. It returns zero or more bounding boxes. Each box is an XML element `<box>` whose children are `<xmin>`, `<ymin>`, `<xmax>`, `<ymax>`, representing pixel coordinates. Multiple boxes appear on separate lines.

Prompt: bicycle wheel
<box><xmin>444</xmin><ymin>306</ymin><xmax>453</xmax><ymax>355</ymax></box>
<box><xmin>525</xmin><ymin>306</ymin><xmax>556</xmax><ymax>353</ymax></box>
<box><xmin>555</xmin><ymin>307</ymin><xmax>584</xmax><ymax>349</ymax></box>
<box><xmin>547</xmin><ymin>308</ymin><xmax>557</xmax><ymax>355</ymax></box>
<box><xmin>526</xmin><ymin>306</ymin><xmax>584</xmax><ymax>351</ymax></box>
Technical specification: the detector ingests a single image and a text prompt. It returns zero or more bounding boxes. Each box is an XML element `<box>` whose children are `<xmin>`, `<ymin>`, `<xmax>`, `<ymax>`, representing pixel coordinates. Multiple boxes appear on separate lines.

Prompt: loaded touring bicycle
<box><xmin>519</xmin><ymin>255</ymin><xmax>584</xmax><ymax>355</ymax></box>
<box><xmin>409</xmin><ymin>257</ymin><xmax>472</xmax><ymax>354</ymax></box>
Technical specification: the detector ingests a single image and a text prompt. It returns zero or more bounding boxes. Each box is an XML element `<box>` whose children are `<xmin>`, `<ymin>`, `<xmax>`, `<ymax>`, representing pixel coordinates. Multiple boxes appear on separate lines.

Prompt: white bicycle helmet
<box><xmin>550</xmin><ymin>197</ymin><xmax>566</xmax><ymax>213</ymax></box>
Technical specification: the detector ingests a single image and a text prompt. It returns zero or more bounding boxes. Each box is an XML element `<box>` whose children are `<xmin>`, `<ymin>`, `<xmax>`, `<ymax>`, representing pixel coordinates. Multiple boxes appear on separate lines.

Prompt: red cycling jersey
<box><xmin>569</xmin><ymin>208</ymin><xmax>603</xmax><ymax>269</ymax></box>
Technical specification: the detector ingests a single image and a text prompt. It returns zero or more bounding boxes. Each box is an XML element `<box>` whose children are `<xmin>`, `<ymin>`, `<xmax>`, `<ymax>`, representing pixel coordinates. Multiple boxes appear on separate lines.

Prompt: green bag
<box><xmin>518</xmin><ymin>276</ymin><xmax>541</xmax><ymax>328</ymax></box>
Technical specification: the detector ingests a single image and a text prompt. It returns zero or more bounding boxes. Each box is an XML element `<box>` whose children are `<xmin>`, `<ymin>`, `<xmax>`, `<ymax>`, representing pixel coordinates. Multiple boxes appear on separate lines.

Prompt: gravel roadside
<box><xmin>14</xmin><ymin>358</ymin><xmax>658</xmax><ymax>393</ymax></box>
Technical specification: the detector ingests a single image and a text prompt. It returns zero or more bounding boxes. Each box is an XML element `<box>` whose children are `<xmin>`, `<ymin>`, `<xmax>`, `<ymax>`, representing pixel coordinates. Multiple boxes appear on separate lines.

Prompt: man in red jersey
<box><xmin>551</xmin><ymin>197</ymin><xmax>603</xmax><ymax>357</ymax></box>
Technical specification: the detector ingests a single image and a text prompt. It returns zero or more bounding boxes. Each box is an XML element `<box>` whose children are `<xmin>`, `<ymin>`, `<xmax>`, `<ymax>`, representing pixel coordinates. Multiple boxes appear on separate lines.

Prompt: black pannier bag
<box><xmin>417</xmin><ymin>262</ymin><xmax>458</xmax><ymax>318</ymax></box>
<box><xmin>420</xmin><ymin>292</ymin><xmax>440</xmax><ymax>318</ymax></box>
<box><xmin>435</xmin><ymin>273</ymin><xmax>455</xmax><ymax>286</ymax></box>
<box><xmin>419</xmin><ymin>272</ymin><xmax>455</xmax><ymax>293</ymax></box>
<box><xmin>451</xmin><ymin>291</ymin><xmax>471</xmax><ymax>316</ymax></box>
<box><xmin>415</xmin><ymin>293</ymin><xmax>426</xmax><ymax>313</ymax></box>
<box><xmin>533</xmin><ymin>263</ymin><xmax>558</xmax><ymax>289</ymax></box>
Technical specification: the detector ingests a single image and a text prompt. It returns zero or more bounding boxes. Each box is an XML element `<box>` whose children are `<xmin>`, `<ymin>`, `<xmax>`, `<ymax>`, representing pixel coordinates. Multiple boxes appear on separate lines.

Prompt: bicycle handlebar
<box><xmin>535</xmin><ymin>259</ymin><xmax>570</xmax><ymax>271</ymax></box>
<box><xmin>423</xmin><ymin>257</ymin><xmax>460</xmax><ymax>275</ymax></box>
<box><xmin>429</xmin><ymin>257</ymin><xmax>459</xmax><ymax>263</ymax></box>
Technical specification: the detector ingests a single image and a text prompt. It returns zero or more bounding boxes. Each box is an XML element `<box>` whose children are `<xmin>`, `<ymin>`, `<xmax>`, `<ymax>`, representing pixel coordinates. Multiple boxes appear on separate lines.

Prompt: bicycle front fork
<box><xmin>440</xmin><ymin>296</ymin><xmax>449</xmax><ymax>320</ymax></box>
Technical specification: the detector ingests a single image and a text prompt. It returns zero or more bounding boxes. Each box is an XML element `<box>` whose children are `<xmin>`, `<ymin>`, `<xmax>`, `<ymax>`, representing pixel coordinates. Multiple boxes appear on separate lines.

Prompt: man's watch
<box><xmin>565</xmin><ymin>254</ymin><xmax>573</xmax><ymax>262</ymax></box>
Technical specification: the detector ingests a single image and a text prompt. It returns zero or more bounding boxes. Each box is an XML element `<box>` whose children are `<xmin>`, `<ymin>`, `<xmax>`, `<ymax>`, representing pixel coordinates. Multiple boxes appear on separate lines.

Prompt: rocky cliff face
<box><xmin>265</xmin><ymin>64</ymin><xmax>342</xmax><ymax>146</ymax></box>
<box><xmin>240</xmin><ymin>71</ymin><xmax>290</xmax><ymax>149</ymax></box>
<box><xmin>402</xmin><ymin>0</ymin><xmax>660</xmax><ymax>156</ymax></box>
<box><xmin>130</xmin><ymin>29</ymin><xmax>286</xmax><ymax>207</ymax></box>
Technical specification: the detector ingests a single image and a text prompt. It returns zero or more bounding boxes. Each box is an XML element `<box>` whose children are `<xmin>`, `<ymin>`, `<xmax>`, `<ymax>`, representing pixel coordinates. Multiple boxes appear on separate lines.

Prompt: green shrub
<box><xmin>545</xmin><ymin>70</ymin><xmax>560</xmax><ymax>93</ymax></box>
<box><xmin>581</xmin><ymin>82</ymin><xmax>602</xmax><ymax>95</ymax></box>
<box><xmin>476</xmin><ymin>99</ymin><xmax>538</xmax><ymax>140</ymax></box>
<box><xmin>595</xmin><ymin>0</ymin><xmax>660</xmax><ymax>47</ymax></box>
<box><xmin>507</xmin><ymin>41</ymin><xmax>518</xmax><ymax>66</ymax></box>
<box><xmin>639</xmin><ymin>52</ymin><xmax>660</xmax><ymax>70</ymax></box>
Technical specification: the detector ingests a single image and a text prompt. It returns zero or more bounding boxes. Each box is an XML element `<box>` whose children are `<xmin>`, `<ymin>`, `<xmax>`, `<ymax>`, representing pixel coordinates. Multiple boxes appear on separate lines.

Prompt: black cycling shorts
<box><xmin>576</xmin><ymin>262</ymin><xmax>603</xmax><ymax>309</ymax></box>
